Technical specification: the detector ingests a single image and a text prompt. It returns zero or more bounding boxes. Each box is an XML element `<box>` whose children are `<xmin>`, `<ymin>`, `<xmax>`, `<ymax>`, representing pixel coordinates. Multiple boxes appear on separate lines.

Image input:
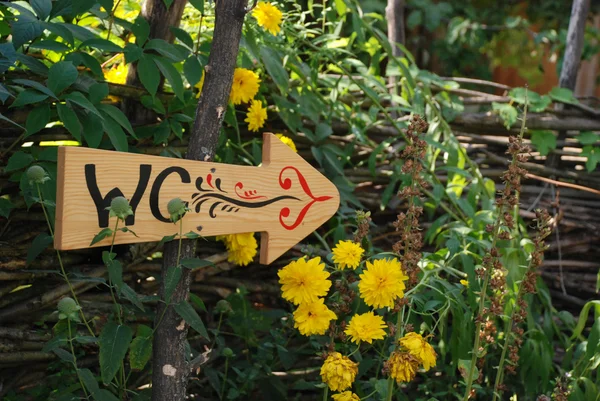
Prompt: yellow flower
<box><xmin>332</xmin><ymin>391</ymin><xmax>360</xmax><ymax>401</ymax></box>
<box><xmin>332</xmin><ymin>240</ymin><xmax>364</xmax><ymax>270</ymax></box>
<box><xmin>358</xmin><ymin>258</ymin><xmax>408</xmax><ymax>309</ymax></box>
<box><xmin>245</xmin><ymin>100</ymin><xmax>267</xmax><ymax>132</ymax></box>
<box><xmin>275</xmin><ymin>134</ymin><xmax>297</xmax><ymax>152</ymax></box>
<box><xmin>320</xmin><ymin>352</ymin><xmax>358</xmax><ymax>391</ymax></box>
<box><xmin>252</xmin><ymin>2</ymin><xmax>283</xmax><ymax>35</ymax></box>
<box><xmin>387</xmin><ymin>351</ymin><xmax>419</xmax><ymax>384</ymax></box>
<box><xmin>399</xmin><ymin>332</ymin><xmax>437</xmax><ymax>371</ymax></box>
<box><xmin>230</xmin><ymin>68</ymin><xmax>260</xmax><ymax>105</ymax></box>
<box><xmin>345</xmin><ymin>311</ymin><xmax>387</xmax><ymax>344</ymax></box>
<box><xmin>217</xmin><ymin>233</ymin><xmax>257</xmax><ymax>266</ymax></box>
<box><xmin>278</xmin><ymin>257</ymin><xmax>331</xmax><ymax>305</ymax></box>
<box><xmin>460</xmin><ymin>279</ymin><xmax>469</xmax><ymax>287</ymax></box>
<box><xmin>293</xmin><ymin>298</ymin><xmax>337</xmax><ymax>336</ymax></box>
<box><xmin>104</xmin><ymin>63</ymin><xmax>128</xmax><ymax>84</ymax></box>
<box><xmin>194</xmin><ymin>70</ymin><xmax>205</xmax><ymax>98</ymax></box>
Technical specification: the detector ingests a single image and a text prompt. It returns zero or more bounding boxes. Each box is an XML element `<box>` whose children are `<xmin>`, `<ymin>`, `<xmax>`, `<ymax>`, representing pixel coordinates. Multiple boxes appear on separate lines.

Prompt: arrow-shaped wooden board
<box><xmin>54</xmin><ymin>133</ymin><xmax>340</xmax><ymax>264</ymax></box>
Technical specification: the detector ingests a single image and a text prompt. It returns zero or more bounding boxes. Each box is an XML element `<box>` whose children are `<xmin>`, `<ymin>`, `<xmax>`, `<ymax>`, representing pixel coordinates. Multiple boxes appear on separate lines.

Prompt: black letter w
<box><xmin>85</xmin><ymin>164</ymin><xmax>152</xmax><ymax>228</ymax></box>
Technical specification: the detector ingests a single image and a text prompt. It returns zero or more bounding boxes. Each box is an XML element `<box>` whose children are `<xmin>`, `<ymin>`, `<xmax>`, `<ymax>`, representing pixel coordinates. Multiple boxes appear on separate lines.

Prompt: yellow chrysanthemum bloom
<box><xmin>278</xmin><ymin>257</ymin><xmax>331</xmax><ymax>305</ymax></box>
<box><xmin>217</xmin><ymin>233</ymin><xmax>257</xmax><ymax>266</ymax></box>
<box><xmin>332</xmin><ymin>240</ymin><xmax>364</xmax><ymax>270</ymax></box>
<box><xmin>332</xmin><ymin>391</ymin><xmax>360</xmax><ymax>401</ymax></box>
<box><xmin>194</xmin><ymin>70</ymin><xmax>205</xmax><ymax>98</ymax></box>
<box><xmin>399</xmin><ymin>332</ymin><xmax>437</xmax><ymax>371</ymax></box>
<box><xmin>460</xmin><ymin>279</ymin><xmax>469</xmax><ymax>287</ymax></box>
<box><xmin>104</xmin><ymin>63</ymin><xmax>128</xmax><ymax>84</ymax></box>
<box><xmin>320</xmin><ymin>352</ymin><xmax>358</xmax><ymax>391</ymax></box>
<box><xmin>275</xmin><ymin>134</ymin><xmax>297</xmax><ymax>152</ymax></box>
<box><xmin>245</xmin><ymin>100</ymin><xmax>267</xmax><ymax>132</ymax></box>
<box><xmin>387</xmin><ymin>351</ymin><xmax>419</xmax><ymax>384</ymax></box>
<box><xmin>293</xmin><ymin>298</ymin><xmax>337</xmax><ymax>336</ymax></box>
<box><xmin>230</xmin><ymin>68</ymin><xmax>260</xmax><ymax>105</ymax></box>
<box><xmin>345</xmin><ymin>311</ymin><xmax>387</xmax><ymax>344</ymax></box>
<box><xmin>252</xmin><ymin>2</ymin><xmax>283</xmax><ymax>35</ymax></box>
<box><xmin>358</xmin><ymin>258</ymin><xmax>408</xmax><ymax>309</ymax></box>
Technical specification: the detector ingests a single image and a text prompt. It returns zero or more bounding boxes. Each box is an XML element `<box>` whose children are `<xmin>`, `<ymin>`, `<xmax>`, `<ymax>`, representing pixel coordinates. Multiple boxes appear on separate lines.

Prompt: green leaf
<box><xmin>575</xmin><ymin>131</ymin><xmax>600</xmax><ymax>146</ymax></box>
<box><xmin>492</xmin><ymin>102</ymin><xmax>517</xmax><ymax>130</ymax></box>
<box><xmin>5</xmin><ymin>151</ymin><xmax>34</xmax><ymax>172</ymax></box>
<box><xmin>11</xmin><ymin>13</ymin><xmax>43</xmax><ymax>48</ymax></box>
<box><xmin>137</xmin><ymin>55</ymin><xmax>160</xmax><ymax>98</ymax></box>
<box><xmin>163</xmin><ymin>0</ymin><xmax>174</xmax><ymax>9</ymax></box>
<box><xmin>0</xmin><ymin>197</ymin><xmax>15</xmax><ymax>218</ymax></box>
<box><xmin>188</xmin><ymin>0</ymin><xmax>204</xmax><ymax>13</ymax></box>
<box><xmin>458</xmin><ymin>359</ymin><xmax>478</xmax><ymax>380</ymax></box>
<box><xmin>153</xmin><ymin>56</ymin><xmax>184</xmax><ymax>100</ymax></box>
<box><xmin>131</xmin><ymin>15</ymin><xmax>150</xmax><ymax>46</ymax></box>
<box><xmin>315</xmin><ymin>123</ymin><xmax>333</xmax><ymax>142</ymax></box>
<box><xmin>79</xmin><ymin>368</ymin><xmax>100</xmax><ymax>394</ymax></box>
<box><xmin>174</xmin><ymin>300</ymin><xmax>209</xmax><ymax>339</ymax></box>
<box><xmin>99</xmin><ymin>321</ymin><xmax>133</xmax><ymax>385</ymax></box>
<box><xmin>145</xmin><ymin>39</ymin><xmax>186</xmax><ymax>62</ymax></box>
<box><xmin>65</xmin><ymin>92</ymin><xmax>103</xmax><ymax>118</ymax></box>
<box><xmin>530</xmin><ymin>130</ymin><xmax>556</xmax><ymax>156</ymax></box>
<box><xmin>334</xmin><ymin>0</ymin><xmax>347</xmax><ymax>15</ymax></box>
<box><xmin>53</xmin><ymin>347</ymin><xmax>75</xmax><ymax>363</ymax></box>
<box><xmin>581</xmin><ymin>146</ymin><xmax>600</xmax><ymax>173</ymax></box>
<box><xmin>11</xmin><ymin>79</ymin><xmax>56</xmax><ymax>99</ymax></box>
<box><xmin>120</xmin><ymin>284</ymin><xmax>145</xmax><ymax>312</ymax></box>
<box><xmin>9</xmin><ymin>89</ymin><xmax>48</xmax><ymax>109</ymax></box>
<box><xmin>25</xmin><ymin>103</ymin><xmax>51</xmax><ymax>137</ymax></box>
<box><xmin>260</xmin><ymin>47</ymin><xmax>289</xmax><ymax>94</ymax></box>
<box><xmin>549</xmin><ymin>87</ymin><xmax>578</xmax><ymax>105</ymax></box>
<box><xmin>90</xmin><ymin>227</ymin><xmax>113</xmax><ymax>246</ymax></box>
<box><xmin>164</xmin><ymin>266</ymin><xmax>182</xmax><ymax>303</ymax></box>
<box><xmin>80</xmin><ymin>38</ymin><xmax>123</xmax><ymax>53</ymax></box>
<box><xmin>94</xmin><ymin>390</ymin><xmax>121</xmax><ymax>401</ymax></box>
<box><xmin>30</xmin><ymin>40</ymin><xmax>70</xmax><ymax>52</ymax></box>
<box><xmin>183</xmin><ymin>55</ymin><xmax>202</xmax><ymax>86</ymax></box>
<box><xmin>27</xmin><ymin>233</ymin><xmax>53</xmax><ymax>265</ymax></box>
<box><xmin>42</xmin><ymin>22</ymin><xmax>75</xmax><ymax>46</ymax></box>
<box><xmin>102</xmin><ymin>114</ymin><xmax>129</xmax><ymax>151</ymax></box>
<box><xmin>583</xmin><ymin>317</ymin><xmax>600</xmax><ymax>365</ymax></box>
<box><xmin>97</xmin><ymin>104</ymin><xmax>136</xmax><ymax>137</ymax></box>
<box><xmin>31</xmin><ymin>0</ymin><xmax>52</xmax><ymax>20</ymax></box>
<box><xmin>47</xmin><ymin>61</ymin><xmax>78</xmax><ymax>94</ymax></box>
<box><xmin>0</xmin><ymin>112</ymin><xmax>23</xmax><ymax>129</ymax></box>
<box><xmin>80</xmin><ymin>113</ymin><xmax>104</xmax><ymax>148</ymax></box>
<box><xmin>89</xmin><ymin>83</ymin><xmax>109</xmax><ymax>104</ymax></box>
<box><xmin>129</xmin><ymin>334</ymin><xmax>152</xmax><ymax>371</ymax></box>
<box><xmin>181</xmin><ymin>258</ymin><xmax>213</xmax><ymax>269</ymax></box>
<box><xmin>16</xmin><ymin>53</ymin><xmax>49</xmax><ymax>76</ymax></box>
<box><xmin>107</xmin><ymin>259</ymin><xmax>124</xmax><ymax>291</ymax></box>
<box><xmin>158</xmin><ymin>233</ymin><xmax>177</xmax><ymax>246</ymax></box>
<box><xmin>57</xmin><ymin>103</ymin><xmax>82</xmax><ymax>141</ymax></box>
<box><xmin>170</xmin><ymin>27</ymin><xmax>193</xmax><ymax>48</ymax></box>
<box><xmin>189</xmin><ymin>293</ymin><xmax>207</xmax><ymax>312</ymax></box>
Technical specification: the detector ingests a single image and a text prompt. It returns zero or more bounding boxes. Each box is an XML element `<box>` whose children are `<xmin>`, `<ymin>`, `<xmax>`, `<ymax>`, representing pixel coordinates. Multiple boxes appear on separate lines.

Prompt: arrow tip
<box><xmin>259</xmin><ymin>133</ymin><xmax>339</xmax><ymax>264</ymax></box>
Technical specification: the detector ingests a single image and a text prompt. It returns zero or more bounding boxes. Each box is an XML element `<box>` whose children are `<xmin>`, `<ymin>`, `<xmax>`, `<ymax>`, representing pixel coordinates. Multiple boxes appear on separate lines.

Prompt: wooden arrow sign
<box><xmin>54</xmin><ymin>133</ymin><xmax>340</xmax><ymax>264</ymax></box>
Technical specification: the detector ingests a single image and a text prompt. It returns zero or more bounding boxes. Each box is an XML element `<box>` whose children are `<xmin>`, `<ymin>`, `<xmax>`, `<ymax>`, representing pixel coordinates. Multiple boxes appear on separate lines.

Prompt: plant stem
<box><xmin>463</xmin><ymin>91</ymin><xmax>529</xmax><ymax>401</ymax></box>
<box><xmin>107</xmin><ymin>218</ymin><xmax>123</xmax><ymax>325</ymax></box>
<box><xmin>36</xmin><ymin>184</ymin><xmax>95</xmax><ymax>337</ymax></box>
<box><xmin>221</xmin><ymin>357</ymin><xmax>229</xmax><ymax>400</ymax></box>
<box><xmin>68</xmin><ymin>319</ymin><xmax>89</xmax><ymax>399</ymax></box>
<box><xmin>105</xmin><ymin>0</ymin><xmax>122</xmax><ymax>42</ymax></box>
<box><xmin>322</xmin><ymin>386</ymin><xmax>329</xmax><ymax>401</ymax></box>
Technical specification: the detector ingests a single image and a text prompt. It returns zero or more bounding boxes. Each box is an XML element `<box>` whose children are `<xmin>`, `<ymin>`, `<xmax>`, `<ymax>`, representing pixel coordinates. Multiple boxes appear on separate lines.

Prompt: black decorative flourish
<box><xmin>192</xmin><ymin>192</ymin><xmax>300</xmax><ymax>218</ymax></box>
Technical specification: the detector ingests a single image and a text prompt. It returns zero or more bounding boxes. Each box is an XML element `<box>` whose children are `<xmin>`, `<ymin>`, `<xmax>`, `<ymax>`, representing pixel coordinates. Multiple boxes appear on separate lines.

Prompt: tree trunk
<box><xmin>386</xmin><ymin>0</ymin><xmax>405</xmax><ymax>58</ymax></box>
<box><xmin>150</xmin><ymin>1</ymin><xmax>248</xmax><ymax>400</ymax></box>
<box><xmin>545</xmin><ymin>0</ymin><xmax>590</xmax><ymax>169</ymax></box>
<box><xmin>123</xmin><ymin>0</ymin><xmax>187</xmax><ymax>126</ymax></box>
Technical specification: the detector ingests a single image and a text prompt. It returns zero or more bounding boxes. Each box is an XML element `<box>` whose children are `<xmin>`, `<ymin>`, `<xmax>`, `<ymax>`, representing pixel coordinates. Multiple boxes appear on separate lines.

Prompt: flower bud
<box><xmin>26</xmin><ymin>165</ymin><xmax>50</xmax><ymax>185</ymax></box>
<box><xmin>106</xmin><ymin>196</ymin><xmax>133</xmax><ymax>220</ymax></box>
<box><xmin>167</xmin><ymin>197</ymin><xmax>188</xmax><ymax>223</ymax></box>
<box><xmin>214</xmin><ymin>299</ymin><xmax>233</xmax><ymax>315</ymax></box>
<box><xmin>222</xmin><ymin>347</ymin><xmax>234</xmax><ymax>358</ymax></box>
<box><xmin>57</xmin><ymin>297</ymin><xmax>81</xmax><ymax>321</ymax></box>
